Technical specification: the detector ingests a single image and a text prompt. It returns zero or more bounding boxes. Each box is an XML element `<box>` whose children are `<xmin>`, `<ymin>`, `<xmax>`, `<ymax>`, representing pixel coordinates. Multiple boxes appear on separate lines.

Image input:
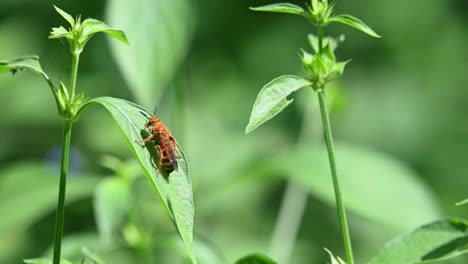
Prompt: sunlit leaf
<box><xmin>253</xmin><ymin>143</ymin><xmax>441</xmax><ymax>231</ymax></box>
<box><xmin>325</xmin><ymin>248</ymin><xmax>347</xmax><ymax>264</ymax></box>
<box><xmin>94</xmin><ymin>177</ymin><xmax>130</xmax><ymax>245</ymax></box>
<box><xmin>234</xmin><ymin>253</ymin><xmax>278</xmax><ymax>264</ymax></box>
<box><xmin>81</xmin><ymin>18</ymin><xmax>129</xmax><ymax>45</ymax></box>
<box><xmin>368</xmin><ymin>218</ymin><xmax>468</xmax><ymax>264</ymax></box>
<box><xmin>250</xmin><ymin>3</ymin><xmax>306</xmax><ymax>16</ymax></box>
<box><xmin>456</xmin><ymin>198</ymin><xmax>468</xmax><ymax>206</ymax></box>
<box><xmin>24</xmin><ymin>258</ymin><xmax>72</xmax><ymax>264</ymax></box>
<box><xmin>79</xmin><ymin>96</ymin><xmax>196</xmax><ymax>263</ymax></box>
<box><xmin>246</xmin><ymin>75</ymin><xmax>312</xmax><ymax>134</ymax></box>
<box><xmin>106</xmin><ymin>0</ymin><xmax>195</xmax><ymax>108</ymax></box>
<box><xmin>0</xmin><ymin>162</ymin><xmax>100</xmax><ymax>236</ymax></box>
<box><xmin>53</xmin><ymin>5</ymin><xmax>75</xmax><ymax>27</ymax></box>
<box><xmin>328</xmin><ymin>15</ymin><xmax>381</xmax><ymax>38</ymax></box>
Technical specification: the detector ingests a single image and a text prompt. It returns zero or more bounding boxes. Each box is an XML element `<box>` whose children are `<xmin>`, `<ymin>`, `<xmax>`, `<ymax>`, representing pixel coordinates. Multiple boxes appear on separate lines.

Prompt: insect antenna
<box><xmin>139</xmin><ymin>111</ymin><xmax>151</xmax><ymax>119</ymax></box>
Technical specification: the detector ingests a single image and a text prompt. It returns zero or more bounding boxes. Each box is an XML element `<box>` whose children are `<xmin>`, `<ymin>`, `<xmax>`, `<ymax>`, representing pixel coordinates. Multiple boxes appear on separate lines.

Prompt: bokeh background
<box><xmin>1</xmin><ymin>0</ymin><xmax>467</xmax><ymax>263</ymax></box>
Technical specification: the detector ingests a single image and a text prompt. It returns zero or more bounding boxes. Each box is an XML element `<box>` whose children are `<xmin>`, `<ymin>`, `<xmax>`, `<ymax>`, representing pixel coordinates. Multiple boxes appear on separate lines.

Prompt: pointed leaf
<box><xmin>81</xmin><ymin>18</ymin><xmax>129</xmax><ymax>45</ymax></box>
<box><xmin>246</xmin><ymin>75</ymin><xmax>312</xmax><ymax>134</ymax></box>
<box><xmin>53</xmin><ymin>6</ymin><xmax>75</xmax><ymax>27</ymax></box>
<box><xmin>368</xmin><ymin>218</ymin><xmax>468</xmax><ymax>264</ymax></box>
<box><xmin>107</xmin><ymin>0</ymin><xmax>195</xmax><ymax>108</ymax></box>
<box><xmin>325</xmin><ymin>249</ymin><xmax>347</xmax><ymax>264</ymax></box>
<box><xmin>78</xmin><ymin>97</ymin><xmax>196</xmax><ymax>263</ymax></box>
<box><xmin>24</xmin><ymin>258</ymin><xmax>72</xmax><ymax>264</ymax></box>
<box><xmin>250</xmin><ymin>3</ymin><xmax>306</xmax><ymax>16</ymax></box>
<box><xmin>328</xmin><ymin>14</ymin><xmax>381</xmax><ymax>38</ymax></box>
<box><xmin>49</xmin><ymin>26</ymin><xmax>71</xmax><ymax>40</ymax></box>
<box><xmin>235</xmin><ymin>253</ymin><xmax>278</xmax><ymax>264</ymax></box>
<box><xmin>456</xmin><ymin>199</ymin><xmax>468</xmax><ymax>206</ymax></box>
<box><xmin>0</xmin><ymin>56</ymin><xmax>49</xmax><ymax>81</ymax></box>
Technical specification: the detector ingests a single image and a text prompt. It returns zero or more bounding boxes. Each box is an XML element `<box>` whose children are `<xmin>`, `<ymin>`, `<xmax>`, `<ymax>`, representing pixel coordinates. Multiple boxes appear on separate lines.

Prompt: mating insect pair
<box><xmin>136</xmin><ymin>111</ymin><xmax>180</xmax><ymax>174</ymax></box>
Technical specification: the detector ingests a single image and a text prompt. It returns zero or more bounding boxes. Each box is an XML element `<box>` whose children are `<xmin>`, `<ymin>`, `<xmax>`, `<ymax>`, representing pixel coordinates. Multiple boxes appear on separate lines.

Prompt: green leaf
<box><xmin>234</xmin><ymin>253</ymin><xmax>278</xmax><ymax>264</ymax></box>
<box><xmin>82</xmin><ymin>247</ymin><xmax>104</xmax><ymax>264</ymax></box>
<box><xmin>368</xmin><ymin>218</ymin><xmax>468</xmax><ymax>264</ymax></box>
<box><xmin>308</xmin><ymin>34</ymin><xmax>345</xmax><ymax>53</ymax></box>
<box><xmin>328</xmin><ymin>14</ymin><xmax>381</xmax><ymax>38</ymax></box>
<box><xmin>49</xmin><ymin>26</ymin><xmax>71</xmax><ymax>40</ymax></box>
<box><xmin>53</xmin><ymin>5</ymin><xmax>75</xmax><ymax>27</ymax></box>
<box><xmin>78</xmin><ymin>97</ymin><xmax>196</xmax><ymax>263</ymax></box>
<box><xmin>94</xmin><ymin>177</ymin><xmax>130</xmax><ymax>245</ymax></box>
<box><xmin>24</xmin><ymin>258</ymin><xmax>72</xmax><ymax>264</ymax></box>
<box><xmin>259</xmin><ymin>144</ymin><xmax>440</xmax><ymax>231</ymax></box>
<box><xmin>456</xmin><ymin>198</ymin><xmax>468</xmax><ymax>206</ymax></box>
<box><xmin>325</xmin><ymin>248</ymin><xmax>347</xmax><ymax>264</ymax></box>
<box><xmin>106</xmin><ymin>0</ymin><xmax>195</xmax><ymax>108</ymax></box>
<box><xmin>81</xmin><ymin>18</ymin><xmax>129</xmax><ymax>45</ymax></box>
<box><xmin>245</xmin><ymin>75</ymin><xmax>312</xmax><ymax>134</ymax></box>
<box><xmin>250</xmin><ymin>3</ymin><xmax>306</xmax><ymax>16</ymax></box>
<box><xmin>0</xmin><ymin>56</ymin><xmax>50</xmax><ymax>81</ymax></box>
<box><xmin>0</xmin><ymin>162</ymin><xmax>100</xmax><ymax>236</ymax></box>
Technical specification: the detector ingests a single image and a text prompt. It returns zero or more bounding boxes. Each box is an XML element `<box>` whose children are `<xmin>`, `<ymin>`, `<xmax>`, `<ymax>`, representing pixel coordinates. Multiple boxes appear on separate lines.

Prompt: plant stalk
<box><xmin>52</xmin><ymin>120</ymin><xmax>73</xmax><ymax>264</ymax></box>
<box><xmin>317</xmin><ymin>89</ymin><xmax>354</xmax><ymax>264</ymax></box>
<box><xmin>69</xmin><ymin>53</ymin><xmax>80</xmax><ymax>99</ymax></box>
<box><xmin>53</xmin><ymin>50</ymin><xmax>81</xmax><ymax>264</ymax></box>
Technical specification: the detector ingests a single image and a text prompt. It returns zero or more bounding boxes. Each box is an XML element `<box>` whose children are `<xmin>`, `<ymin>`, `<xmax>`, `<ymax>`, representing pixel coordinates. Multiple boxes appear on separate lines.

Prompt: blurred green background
<box><xmin>1</xmin><ymin>0</ymin><xmax>468</xmax><ymax>263</ymax></box>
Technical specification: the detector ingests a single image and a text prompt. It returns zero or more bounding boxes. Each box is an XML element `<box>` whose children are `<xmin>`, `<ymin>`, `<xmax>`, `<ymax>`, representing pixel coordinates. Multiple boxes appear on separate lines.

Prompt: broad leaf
<box><xmin>246</xmin><ymin>75</ymin><xmax>312</xmax><ymax>134</ymax></box>
<box><xmin>24</xmin><ymin>258</ymin><xmax>72</xmax><ymax>264</ymax></box>
<box><xmin>250</xmin><ymin>3</ymin><xmax>306</xmax><ymax>16</ymax></box>
<box><xmin>255</xmin><ymin>144</ymin><xmax>440</xmax><ymax>231</ymax></box>
<box><xmin>0</xmin><ymin>56</ymin><xmax>51</xmax><ymax>82</ymax></box>
<box><xmin>325</xmin><ymin>249</ymin><xmax>346</xmax><ymax>264</ymax></box>
<box><xmin>106</xmin><ymin>0</ymin><xmax>195</xmax><ymax>108</ymax></box>
<box><xmin>79</xmin><ymin>97</ymin><xmax>196</xmax><ymax>263</ymax></box>
<box><xmin>234</xmin><ymin>253</ymin><xmax>278</xmax><ymax>264</ymax></box>
<box><xmin>328</xmin><ymin>15</ymin><xmax>381</xmax><ymax>38</ymax></box>
<box><xmin>94</xmin><ymin>177</ymin><xmax>130</xmax><ymax>245</ymax></box>
<box><xmin>368</xmin><ymin>218</ymin><xmax>468</xmax><ymax>264</ymax></box>
<box><xmin>81</xmin><ymin>18</ymin><xmax>129</xmax><ymax>45</ymax></box>
<box><xmin>0</xmin><ymin>162</ymin><xmax>100</xmax><ymax>236</ymax></box>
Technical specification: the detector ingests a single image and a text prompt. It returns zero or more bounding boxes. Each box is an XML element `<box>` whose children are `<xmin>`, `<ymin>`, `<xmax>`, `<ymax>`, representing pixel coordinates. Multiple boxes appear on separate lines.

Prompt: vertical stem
<box><xmin>69</xmin><ymin>53</ymin><xmax>80</xmax><ymax>100</ymax></box>
<box><xmin>53</xmin><ymin>51</ymin><xmax>80</xmax><ymax>264</ymax></box>
<box><xmin>317</xmin><ymin>26</ymin><xmax>324</xmax><ymax>54</ymax></box>
<box><xmin>317</xmin><ymin>90</ymin><xmax>354</xmax><ymax>264</ymax></box>
<box><xmin>53</xmin><ymin>120</ymin><xmax>73</xmax><ymax>264</ymax></box>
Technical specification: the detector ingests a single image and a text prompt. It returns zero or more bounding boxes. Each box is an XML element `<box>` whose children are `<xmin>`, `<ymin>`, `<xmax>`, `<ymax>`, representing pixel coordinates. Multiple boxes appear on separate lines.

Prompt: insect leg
<box><xmin>156</xmin><ymin>145</ymin><xmax>164</xmax><ymax>169</ymax></box>
<box><xmin>135</xmin><ymin>133</ymin><xmax>155</xmax><ymax>145</ymax></box>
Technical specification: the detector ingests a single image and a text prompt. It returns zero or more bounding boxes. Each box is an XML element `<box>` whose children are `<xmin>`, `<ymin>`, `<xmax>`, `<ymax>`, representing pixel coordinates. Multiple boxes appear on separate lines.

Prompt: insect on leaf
<box><xmin>368</xmin><ymin>218</ymin><xmax>468</xmax><ymax>264</ymax></box>
<box><xmin>328</xmin><ymin>14</ymin><xmax>381</xmax><ymax>38</ymax></box>
<box><xmin>234</xmin><ymin>253</ymin><xmax>278</xmax><ymax>264</ymax></box>
<box><xmin>78</xmin><ymin>97</ymin><xmax>197</xmax><ymax>264</ymax></box>
<box><xmin>246</xmin><ymin>75</ymin><xmax>312</xmax><ymax>134</ymax></box>
<box><xmin>250</xmin><ymin>3</ymin><xmax>306</xmax><ymax>16</ymax></box>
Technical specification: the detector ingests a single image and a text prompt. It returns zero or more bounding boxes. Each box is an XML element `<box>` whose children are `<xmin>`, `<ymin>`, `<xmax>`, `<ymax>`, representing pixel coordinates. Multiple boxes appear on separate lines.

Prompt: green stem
<box><xmin>317</xmin><ymin>25</ymin><xmax>324</xmax><ymax>54</ymax></box>
<box><xmin>317</xmin><ymin>90</ymin><xmax>354</xmax><ymax>264</ymax></box>
<box><xmin>53</xmin><ymin>50</ymin><xmax>81</xmax><ymax>264</ymax></box>
<box><xmin>52</xmin><ymin>120</ymin><xmax>73</xmax><ymax>264</ymax></box>
<box><xmin>69</xmin><ymin>53</ymin><xmax>80</xmax><ymax>100</ymax></box>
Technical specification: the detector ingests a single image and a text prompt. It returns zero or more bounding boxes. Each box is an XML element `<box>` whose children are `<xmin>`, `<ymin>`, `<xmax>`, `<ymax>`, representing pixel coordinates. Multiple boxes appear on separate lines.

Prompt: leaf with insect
<box><xmin>368</xmin><ymin>218</ymin><xmax>468</xmax><ymax>264</ymax></box>
<box><xmin>78</xmin><ymin>97</ymin><xmax>196</xmax><ymax>264</ymax></box>
<box><xmin>246</xmin><ymin>75</ymin><xmax>312</xmax><ymax>134</ymax></box>
<box><xmin>328</xmin><ymin>14</ymin><xmax>381</xmax><ymax>38</ymax></box>
<box><xmin>234</xmin><ymin>253</ymin><xmax>278</xmax><ymax>264</ymax></box>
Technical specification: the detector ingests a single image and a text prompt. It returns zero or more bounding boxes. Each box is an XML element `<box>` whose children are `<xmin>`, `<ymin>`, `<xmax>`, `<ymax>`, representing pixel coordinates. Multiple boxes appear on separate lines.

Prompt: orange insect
<box><xmin>137</xmin><ymin>111</ymin><xmax>180</xmax><ymax>173</ymax></box>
